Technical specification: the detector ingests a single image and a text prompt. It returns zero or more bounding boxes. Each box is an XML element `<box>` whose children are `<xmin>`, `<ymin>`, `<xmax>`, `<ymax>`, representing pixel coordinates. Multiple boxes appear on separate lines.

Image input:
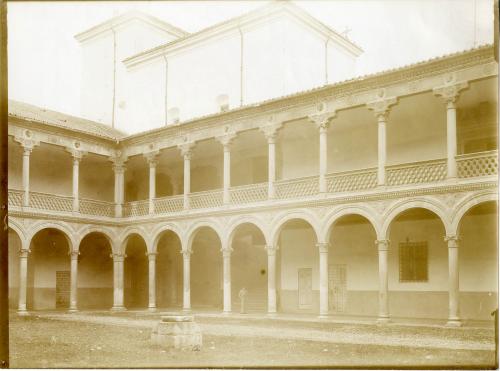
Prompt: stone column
<box><xmin>221</xmin><ymin>247</ymin><xmax>232</xmax><ymax>313</ymax></box>
<box><xmin>111</xmin><ymin>253</ymin><xmax>125</xmax><ymax>311</ymax></box>
<box><xmin>144</xmin><ymin>151</ymin><xmax>159</xmax><ymax>215</ymax></box>
<box><xmin>317</xmin><ymin>243</ymin><xmax>329</xmax><ymax>318</ymax></box>
<box><xmin>367</xmin><ymin>97</ymin><xmax>397</xmax><ymax>186</ymax></box>
<box><xmin>376</xmin><ymin>239</ymin><xmax>390</xmax><ymax>323</ymax></box>
<box><xmin>260</xmin><ymin>122</ymin><xmax>282</xmax><ymax>200</ymax></box>
<box><xmin>433</xmin><ymin>81</ymin><xmax>468</xmax><ymax>179</ymax></box>
<box><xmin>217</xmin><ymin>133</ymin><xmax>235</xmax><ymax>205</ymax></box>
<box><xmin>22</xmin><ymin>147</ymin><xmax>31</xmax><ymax>207</ymax></box>
<box><xmin>69</xmin><ymin>250</ymin><xmax>79</xmax><ymax>312</ymax></box>
<box><xmin>17</xmin><ymin>248</ymin><xmax>30</xmax><ymax>315</ymax></box>
<box><xmin>309</xmin><ymin>112</ymin><xmax>335</xmax><ymax>194</ymax></box>
<box><xmin>265</xmin><ymin>245</ymin><xmax>278</xmax><ymax>314</ymax></box>
<box><xmin>182</xmin><ymin>248</ymin><xmax>192</xmax><ymax>311</ymax></box>
<box><xmin>147</xmin><ymin>252</ymin><xmax>157</xmax><ymax>311</ymax></box>
<box><xmin>445</xmin><ymin>235</ymin><xmax>461</xmax><ymax>326</ymax></box>
<box><xmin>111</xmin><ymin>158</ymin><xmax>126</xmax><ymax>218</ymax></box>
<box><xmin>179</xmin><ymin>143</ymin><xmax>195</xmax><ymax>210</ymax></box>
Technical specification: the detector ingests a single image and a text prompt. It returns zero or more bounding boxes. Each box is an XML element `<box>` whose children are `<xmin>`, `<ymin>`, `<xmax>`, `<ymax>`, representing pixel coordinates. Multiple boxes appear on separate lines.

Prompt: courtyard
<box><xmin>9</xmin><ymin>311</ymin><xmax>496</xmax><ymax>368</ymax></box>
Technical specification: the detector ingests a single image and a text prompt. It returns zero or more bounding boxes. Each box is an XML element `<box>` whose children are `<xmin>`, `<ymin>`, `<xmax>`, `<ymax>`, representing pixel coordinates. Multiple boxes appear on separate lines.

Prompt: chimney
<box><xmin>167</xmin><ymin>107</ymin><xmax>180</xmax><ymax>125</ymax></box>
<box><xmin>216</xmin><ymin>94</ymin><xmax>229</xmax><ymax>112</ymax></box>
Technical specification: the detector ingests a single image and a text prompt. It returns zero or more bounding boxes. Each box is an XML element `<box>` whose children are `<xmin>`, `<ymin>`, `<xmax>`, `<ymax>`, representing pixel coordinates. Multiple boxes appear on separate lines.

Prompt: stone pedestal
<box><xmin>151</xmin><ymin>315</ymin><xmax>202</xmax><ymax>351</ymax></box>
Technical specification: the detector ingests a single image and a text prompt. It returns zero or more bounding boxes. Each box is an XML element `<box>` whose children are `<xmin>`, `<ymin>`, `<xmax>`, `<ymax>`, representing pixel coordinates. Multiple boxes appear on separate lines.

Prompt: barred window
<box><xmin>399</xmin><ymin>241</ymin><xmax>428</xmax><ymax>282</ymax></box>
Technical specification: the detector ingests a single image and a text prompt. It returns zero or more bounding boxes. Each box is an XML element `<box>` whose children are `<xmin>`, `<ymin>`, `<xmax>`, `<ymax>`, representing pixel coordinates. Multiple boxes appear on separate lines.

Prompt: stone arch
<box><xmin>151</xmin><ymin>223</ymin><xmax>183</xmax><ymax>254</ymax></box>
<box><xmin>28</xmin><ymin>221</ymin><xmax>76</xmax><ymax>253</ymax></box>
<box><xmin>225</xmin><ymin>216</ymin><xmax>270</xmax><ymax>248</ymax></box>
<box><xmin>381</xmin><ymin>198</ymin><xmax>451</xmax><ymax>239</ymax></box>
<box><xmin>184</xmin><ymin>219</ymin><xmax>224</xmax><ymax>251</ymax></box>
<box><xmin>7</xmin><ymin>218</ymin><xmax>27</xmax><ymax>248</ymax></box>
<box><xmin>321</xmin><ymin>205</ymin><xmax>382</xmax><ymax>243</ymax></box>
<box><xmin>270</xmin><ymin>210</ymin><xmax>320</xmax><ymax>247</ymax></box>
<box><xmin>451</xmin><ymin>191</ymin><xmax>498</xmax><ymax>235</ymax></box>
<box><xmin>76</xmin><ymin>226</ymin><xmax>116</xmax><ymax>252</ymax></box>
<box><xmin>119</xmin><ymin>226</ymin><xmax>151</xmax><ymax>254</ymax></box>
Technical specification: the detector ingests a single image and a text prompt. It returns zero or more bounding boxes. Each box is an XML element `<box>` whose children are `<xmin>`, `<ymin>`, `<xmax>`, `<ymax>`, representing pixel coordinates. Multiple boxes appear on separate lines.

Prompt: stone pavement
<box><xmin>31</xmin><ymin>311</ymin><xmax>495</xmax><ymax>352</ymax></box>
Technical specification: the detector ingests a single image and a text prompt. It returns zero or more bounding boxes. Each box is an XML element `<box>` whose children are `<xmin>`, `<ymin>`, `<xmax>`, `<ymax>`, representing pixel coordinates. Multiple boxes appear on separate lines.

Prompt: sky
<box><xmin>7</xmin><ymin>0</ymin><xmax>495</xmax><ymax>118</ymax></box>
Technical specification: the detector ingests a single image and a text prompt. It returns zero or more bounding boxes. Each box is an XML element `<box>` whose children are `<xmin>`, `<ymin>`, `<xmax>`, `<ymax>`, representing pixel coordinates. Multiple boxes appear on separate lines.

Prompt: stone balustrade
<box><xmin>386</xmin><ymin>158</ymin><xmax>447</xmax><ymax>186</ymax></box>
<box><xmin>457</xmin><ymin>150</ymin><xmax>498</xmax><ymax>178</ymax></box>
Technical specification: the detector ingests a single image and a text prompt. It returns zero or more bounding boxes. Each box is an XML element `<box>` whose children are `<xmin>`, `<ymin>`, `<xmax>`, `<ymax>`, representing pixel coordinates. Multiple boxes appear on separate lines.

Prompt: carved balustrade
<box><xmin>229</xmin><ymin>182</ymin><xmax>268</xmax><ymax>204</ymax></box>
<box><xmin>189</xmin><ymin>189</ymin><xmax>223</xmax><ymax>209</ymax></box>
<box><xmin>386</xmin><ymin>159</ymin><xmax>447</xmax><ymax>186</ymax></box>
<box><xmin>275</xmin><ymin>175</ymin><xmax>319</xmax><ymax>199</ymax></box>
<box><xmin>29</xmin><ymin>191</ymin><xmax>73</xmax><ymax>212</ymax></box>
<box><xmin>79</xmin><ymin>198</ymin><xmax>115</xmax><ymax>217</ymax></box>
<box><xmin>457</xmin><ymin>150</ymin><xmax>498</xmax><ymax>178</ymax></box>
<box><xmin>154</xmin><ymin>195</ymin><xmax>184</xmax><ymax>214</ymax></box>
<box><xmin>8</xmin><ymin>189</ymin><xmax>23</xmax><ymax>207</ymax></box>
<box><xmin>123</xmin><ymin>200</ymin><xmax>149</xmax><ymax>217</ymax></box>
<box><xmin>326</xmin><ymin>167</ymin><xmax>378</xmax><ymax>193</ymax></box>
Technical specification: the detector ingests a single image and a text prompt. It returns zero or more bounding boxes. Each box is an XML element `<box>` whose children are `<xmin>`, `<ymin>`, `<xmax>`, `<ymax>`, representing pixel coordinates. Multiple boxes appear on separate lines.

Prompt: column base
<box><xmin>446</xmin><ymin>318</ymin><xmax>462</xmax><ymax>327</ymax></box>
<box><xmin>148</xmin><ymin>307</ymin><xmax>157</xmax><ymax>312</ymax></box>
<box><xmin>376</xmin><ymin>316</ymin><xmax>391</xmax><ymax>324</ymax></box>
<box><xmin>182</xmin><ymin>308</ymin><xmax>191</xmax><ymax>313</ymax></box>
<box><xmin>17</xmin><ymin>309</ymin><xmax>29</xmax><ymax>316</ymax></box>
<box><xmin>68</xmin><ymin>308</ymin><xmax>78</xmax><ymax>313</ymax></box>
<box><xmin>111</xmin><ymin>306</ymin><xmax>126</xmax><ymax>312</ymax></box>
<box><xmin>318</xmin><ymin>314</ymin><xmax>329</xmax><ymax>320</ymax></box>
<box><xmin>222</xmin><ymin>310</ymin><xmax>232</xmax><ymax>316</ymax></box>
<box><xmin>266</xmin><ymin>311</ymin><xmax>277</xmax><ymax>317</ymax></box>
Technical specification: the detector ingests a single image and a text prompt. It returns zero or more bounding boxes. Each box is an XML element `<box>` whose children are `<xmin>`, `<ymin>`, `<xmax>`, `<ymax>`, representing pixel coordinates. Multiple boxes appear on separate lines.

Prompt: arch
<box><xmin>119</xmin><ymin>226</ymin><xmax>151</xmax><ymax>254</ymax></box>
<box><xmin>271</xmin><ymin>210</ymin><xmax>321</xmax><ymax>247</ymax></box>
<box><xmin>321</xmin><ymin>205</ymin><xmax>382</xmax><ymax>242</ymax></box>
<box><xmin>184</xmin><ymin>219</ymin><xmax>223</xmax><ymax>251</ymax></box>
<box><xmin>77</xmin><ymin>226</ymin><xmax>116</xmax><ymax>252</ymax></box>
<box><xmin>381</xmin><ymin>198</ymin><xmax>451</xmax><ymax>239</ymax></box>
<box><xmin>151</xmin><ymin>223</ymin><xmax>183</xmax><ymax>254</ymax></box>
<box><xmin>8</xmin><ymin>219</ymin><xmax>27</xmax><ymax>249</ymax></box>
<box><xmin>451</xmin><ymin>191</ymin><xmax>498</xmax><ymax>235</ymax></box>
<box><xmin>28</xmin><ymin>221</ymin><xmax>75</xmax><ymax>253</ymax></box>
<box><xmin>225</xmin><ymin>216</ymin><xmax>270</xmax><ymax>248</ymax></box>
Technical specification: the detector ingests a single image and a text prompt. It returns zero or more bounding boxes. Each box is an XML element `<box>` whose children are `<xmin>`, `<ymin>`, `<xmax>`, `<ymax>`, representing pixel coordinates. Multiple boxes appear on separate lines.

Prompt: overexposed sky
<box><xmin>8</xmin><ymin>0</ymin><xmax>494</xmax><ymax>117</ymax></box>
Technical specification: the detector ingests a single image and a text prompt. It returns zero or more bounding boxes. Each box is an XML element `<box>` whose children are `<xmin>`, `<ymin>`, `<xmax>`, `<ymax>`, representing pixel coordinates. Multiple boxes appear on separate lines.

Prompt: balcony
<box><xmin>8</xmin><ymin>150</ymin><xmax>498</xmax><ymax>218</ymax></box>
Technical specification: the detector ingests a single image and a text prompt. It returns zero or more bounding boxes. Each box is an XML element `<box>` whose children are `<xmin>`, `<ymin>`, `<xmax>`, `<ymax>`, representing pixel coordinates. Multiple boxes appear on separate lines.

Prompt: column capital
<box><xmin>316</xmin><ymin>242</ymin><xmax>330</xmax><ymax>254</ymax></box>
<box><xmin>259</xmin><ymin>122</ymin><xmax>283</xmax><ymax>143</ymax></box>
<box><xmin>265</xmin><ymin>245</ymin><xmax>279</xmax><ymax>256</ymax></box>
<box><xmin>181</xmin><ymin>247</ymin><xmax>193</xmax><ymax>257</ymax></box>
<box><xmin>146</xmin><ymin>252</ymin><xmax>157</xmax><ymax>260</ymax></box>
<box><xmin>66</xmin><ymin>148</ymin><xmax>87</xmax><ymax>161</ymax></box>
<box><xmin>216</xmin><ymin>132</ymin><xmax>237</xmax><ymax>150</ymax></box>
<box><xmin>144</xmin><ymin>150</ymin><xmax>159</xmax><ymax>166</ymax></box>
<box><xmin>18</xmin><ymin>248</ymin><xmax>31</xmax><ymax>258</ymax></box>
<box><xmin>308</xmin><ymin>112</ymin><xmax>336</xmax><ymax>132</ymax></box>
<box><xmin>221</xmin><ymin>247</ymin><xmax>233</xmax><ymax>257</ymax></box>
<box><xmin>367</xmin><ymin>97</ymin><xmax>398</xmax><ymax>122</ymax></box>
<box><xmin>375</xmin><ymin>239</ymin><xmax>390</xmax><ymax>251</ymax></box>
<box><xmin>433</xmin><ymin>81</ymin><xmax>468</xmax><ymax>106</ymax></box>
<box><xmin>444</xmin><ymin>235</ymin><xmax>460</xmax><ymax>248</ymax></box>
<box><xmin>109</xmin><ymin>153</ymin><xmax>128</xmax><ymax>172</ymax></box>
<box><xmin>15</xmin><ymin>136</ymin><xmax>40</xmax><ymax>154</ymax></box>
<box><xmin>111</xmin><ymin>253</ymin><xmax>126</xmax><ymax>262</ymax></box>
<box><xmin>69</xmin><ymin>250</ymin><xmax>80</xmax><ymax>259</ymax></box>
<box><xmin>178</xmin><ymin>141</ymin><xmax>195</xmax><ymax>159</ymax></box>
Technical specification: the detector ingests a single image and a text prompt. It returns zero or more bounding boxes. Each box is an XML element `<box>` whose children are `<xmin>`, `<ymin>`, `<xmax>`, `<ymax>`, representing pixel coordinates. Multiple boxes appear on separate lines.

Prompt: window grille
<box><xmin>399</xmin><ymin>241</ymin><xmax>428</xmax><ymax>282</ymax></box>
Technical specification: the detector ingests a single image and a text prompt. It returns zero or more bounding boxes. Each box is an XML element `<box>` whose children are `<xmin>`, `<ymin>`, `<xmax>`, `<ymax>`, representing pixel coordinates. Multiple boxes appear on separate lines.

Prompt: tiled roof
<box><xmin>8</xmin><ymin>100</ymin><xmax>126</xmax><ymax>141</ymax></box>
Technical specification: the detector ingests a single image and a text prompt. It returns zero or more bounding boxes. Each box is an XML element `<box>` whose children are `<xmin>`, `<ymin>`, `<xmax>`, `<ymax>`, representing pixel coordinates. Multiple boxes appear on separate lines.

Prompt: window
<box><xmin>399</xmin><ymin>241</ymin><xmax>428</xmax><ymax>282</ymax></box>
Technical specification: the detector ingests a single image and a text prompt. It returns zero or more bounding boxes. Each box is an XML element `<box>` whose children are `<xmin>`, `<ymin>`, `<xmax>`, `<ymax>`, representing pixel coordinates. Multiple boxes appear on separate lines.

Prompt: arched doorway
<box><xmin>124</xmin><ymin>234</ymin><xmax>148</xmax><ymax>309</ymax></box>
<box><xmin>327</xmin><ymin>214</ymin><xmax>378</xmax><ymax>317</ymax></box>
<box><xmin>275</xmin><ymin>218</ymin><xmax>318</xmax><ymax>314</ymax></box>
<box><xmin>156</xmin><ymin>230</ymin><xmax>182</xmax><ymax>309</ymax></box>
<box><xmin>387</xmin><ymin>208</ymin><xmax>447</xmax><ymax>319</ymax></box>
<box><xmin>190</xmin><ymin>227</ymin><xmax>222</xmax><ymax>309</ymax></box>
<box><xmin>78</xmin><ymin>232</ymin><xmax>113</xmax><ymax>309</ymax></box>
<box><xmin>458</xmin><ymin>201</ymin><xmax>498</xmax><ymax>320</ymax></box>
<box><xmin>230</xmin><ymin>223</ymin><xmax>268</xmax><ymax>313</ymax></box>
<box><xmin>28</xmin><ymin>228</ymin><xmax>71</xmax><ymax>310</ymax></box>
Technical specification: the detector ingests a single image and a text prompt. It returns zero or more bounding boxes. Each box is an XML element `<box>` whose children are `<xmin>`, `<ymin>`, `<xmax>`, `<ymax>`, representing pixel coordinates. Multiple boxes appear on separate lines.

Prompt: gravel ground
<box><xmin>34</xmin><ymin>311</ymin><xmax>495</xmax><ymax>351</ymax></box>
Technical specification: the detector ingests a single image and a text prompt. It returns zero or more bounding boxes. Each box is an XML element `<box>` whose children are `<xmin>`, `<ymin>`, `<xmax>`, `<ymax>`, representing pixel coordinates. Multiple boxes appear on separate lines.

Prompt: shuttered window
<box><xmin>399</xmin><ymin>241</ymin><xmax>428</xmax><ymax>282</ymax></box>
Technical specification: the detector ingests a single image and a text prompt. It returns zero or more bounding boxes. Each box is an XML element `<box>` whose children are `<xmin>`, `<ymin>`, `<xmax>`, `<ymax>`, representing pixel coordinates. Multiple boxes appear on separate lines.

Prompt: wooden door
<box><xmin>298</xmin><ymin>268</ymin><xmax>312</xmax><ymax>309</ymax></box>
<box><xmin>328</xmin><ymin>264</ymin><xmax>346</xmax><ymax>313</ymax></box>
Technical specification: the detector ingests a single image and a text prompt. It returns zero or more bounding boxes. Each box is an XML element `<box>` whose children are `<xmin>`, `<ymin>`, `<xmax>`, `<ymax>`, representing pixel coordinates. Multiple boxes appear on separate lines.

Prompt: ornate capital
<box><xmin>146</xmin><ymin>252</ymin><xmax>157</xmax><ymax>260</ymax></box>
<box><xmin>265</xmin><ymin>244</ymin><xmax>279</xmax><ymax>256</ymax></box>
<box><xmin>15</xmin><ymin>137</ymin><xmax>40</xmax><ymax>154</ymax></box>
<box><xmin>181</xmin><ymin>248</ymin><xmax>193</xmax><ymax>257</ymax></box>
<box><xmin>444</xmin><ymin>235</ymin><xmax>460</xmax><ymax>248</ymax></box>
<box><xmin>144</xmin><ymin>150</ymin><xmax>159</xmax><ymax>167</ymax></box>
<box><xmin>109</xmin><ymin>152</ymin><xmax>127</xmax><ymax>172</ymax></box>
<box><xmin>66</xmin><ymin>148</ymin><xmax>86</xmax><ymax>161</ymax></box>
<box><xmin>111</xmin><ymin>253</ymin><xmax>126</xmax><ymax>262</ymax></box>
<box><xmin>259</xmin><ymin>122</ymin><xmax>282</xmax><ymax>143</ymax></box>
<box><xmin>19</xmin><ymin>248</ymin><xmax>31</xmax><ymax>258</ymax></box>
<box><xmin>221</xmin><ymin>247</ymin><xmax>233</xmax><ymax>257</ymax></box>
<box><xmin>367</xmin><ymin>97</ymin><xmax>398</xmax><ymax>122</ymax></box>
<box><xmin>178</xmin><ymin>142</ymin><xmax>195</xmax><ymax>158</ymax></box>
<box><xmin>69</xmin><ymin>250</ymin><xmax>80</xmax><ymax>259</ymax></box>
<box><xmin>375</xmin><ymin>239</ymin><xmax>390</xmax><ymax>251</ymax></box>
<box><xmin>217</xmin><ymin>132</ymin><xmax>236</xmax><ymax>150</ymax></box>
<box><xmin>316</xmin><ymin>242</ymin><xmax>329</xmax><ymax>254</ymax></box>
<box><xmin>433</xmin><ymin>81</ymin><xmax>468</xmax><ymax>106</ymax></box>
<box><xmin>308</xmin><ymin>112</ymin><xmax>336</xmax><ymax>131</ymax></box>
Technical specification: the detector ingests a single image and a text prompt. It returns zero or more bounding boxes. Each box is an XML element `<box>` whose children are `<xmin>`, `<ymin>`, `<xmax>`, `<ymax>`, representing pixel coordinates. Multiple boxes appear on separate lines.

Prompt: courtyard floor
<box><xmin>8</xmin><ymin>310</ymin><xmax>497</xmax><ymax>368</ymax></box>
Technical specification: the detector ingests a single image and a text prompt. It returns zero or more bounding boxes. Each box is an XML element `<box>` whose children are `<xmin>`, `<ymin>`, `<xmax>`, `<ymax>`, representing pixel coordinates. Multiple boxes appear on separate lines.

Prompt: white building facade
<box><xmin>7</xmin><ymin>4</ymin><xmax>498</xmax><ymax>326</ymax></box>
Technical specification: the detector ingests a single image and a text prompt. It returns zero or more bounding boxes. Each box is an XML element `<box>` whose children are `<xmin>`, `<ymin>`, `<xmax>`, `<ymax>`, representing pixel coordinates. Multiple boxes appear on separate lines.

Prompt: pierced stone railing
<box><xmin>123</xmin><ymin>200</ymin><xmax>149</xmax><ymax>217</ymax></box>
<box><xmin>386</xmin><ymin>158</ymin><xmax>447</xmax><ymax>186</ymax></box>
<box><xmin>457</xmin><ymin>150</ymin><xmax>498</xmax><ymax>178</ymax></box>
<box><xmin>230</xmin><ymin>182</ymin><xmax>268</xmax><ymax>204</ymax></box>
<box><xmin>189</xmin><ymin>189</ymin><xmax>223</xmax><ymax>209</ymax></box>
<box><xmin>79</xmin><ymin>198</ymin><xmax>115</xmax><ymax>217</ymax></box>
<box><xmin>326</xmin><ymin>167</ymin><xmax>378</xmax><ymax>193</ymax></box>
<box><xmin>154</xmin><ymin>195</ymin><xmax>184</xmax><ymax>214</ymax></box>
<box><xmin>30</xmin><ymin>191</ymin><xmax>73</xmax><ymax>212</ymax></box>
<box><xmin>275</xmin><ymin>175</ymin><xmax>319</xmax><ymax>199</ymax></box>
<box><xmin>8</xmin><ymin>189</ymin><xmax>23</xmax><ymax>207</ymax></box>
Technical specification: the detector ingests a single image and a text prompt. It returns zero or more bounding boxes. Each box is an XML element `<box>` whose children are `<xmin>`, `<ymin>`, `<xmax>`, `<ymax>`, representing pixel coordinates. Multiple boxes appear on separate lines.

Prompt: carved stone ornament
<box><xmin>367</xmin><ymin>97</ymin><xmax>398</xmax><ymax>121</ymax></box>
<box><xmin>259</xmin><ymin>122</ymin><xmax>283</xmax><ymax>142</ymax></box>
<box><xmin>444</xmin><ymin>235</ymin><xmax>460</xmax><ymax>248</ymax></box>
<box><xmin>14</xmin><ymin>136</ymin><xmax>40</xmax><ymax>152</ymax></box>
<box><xmin>216</xmin><ymin>130</ymin><xmax>236</xmax><ymax>148</ymax></box>
<box><xmin>316</xmin><ymin>243</ymin><xmax>329</xmax><ymax>254</ymax></box>
<box><xmin>308</xmin><ymin>111</ymin><xmax>336</xmax><ymax>130</ymax></box>
<box><xmin>178</xmin><ymin>142</ymin><xmax>195</xmax><ymax>158</ymax></box>
<box><xmin>220</xmin><ymin>247</ymin><xmax>233</xmax><ymax>257</ymax></box>
<box><xmin>66</xmin><ymin>147</ymin><xmax>86</xmax><ymax>160</ymax></box>
<box><xmin>144</xmin><ymin>150</ymin><xmax>160</xmax><ymax>165</ymax></box>
<box><xmin>433</xmin><ymin>81</ymin><xmax>469</xmax><ymax>104</ymax></box>
<box><xmin>265</xmin><ymin>245</ymin><xmax>279</xmax><ymax>255</ymax></box>
<box><xmin>375</xmin><ymin>239</ymin><xmax>390</xmax><ymax>251</ymax></box>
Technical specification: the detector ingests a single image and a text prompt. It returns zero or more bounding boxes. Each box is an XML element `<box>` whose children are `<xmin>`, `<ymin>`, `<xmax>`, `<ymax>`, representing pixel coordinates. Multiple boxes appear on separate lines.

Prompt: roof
<box><xmin>123</xmin><ymin>1</ymin><xmax>363</xmax><ymax>68</ymax></box>
<box><xmin>75</xmin><ymin>10</ymin><xmax>189</xmax><ymax>43</ymax></box>
<box><xmin>8</xmin><ymin>100</ymin><xmax>126</xmax><ymax>141</ymax></box>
